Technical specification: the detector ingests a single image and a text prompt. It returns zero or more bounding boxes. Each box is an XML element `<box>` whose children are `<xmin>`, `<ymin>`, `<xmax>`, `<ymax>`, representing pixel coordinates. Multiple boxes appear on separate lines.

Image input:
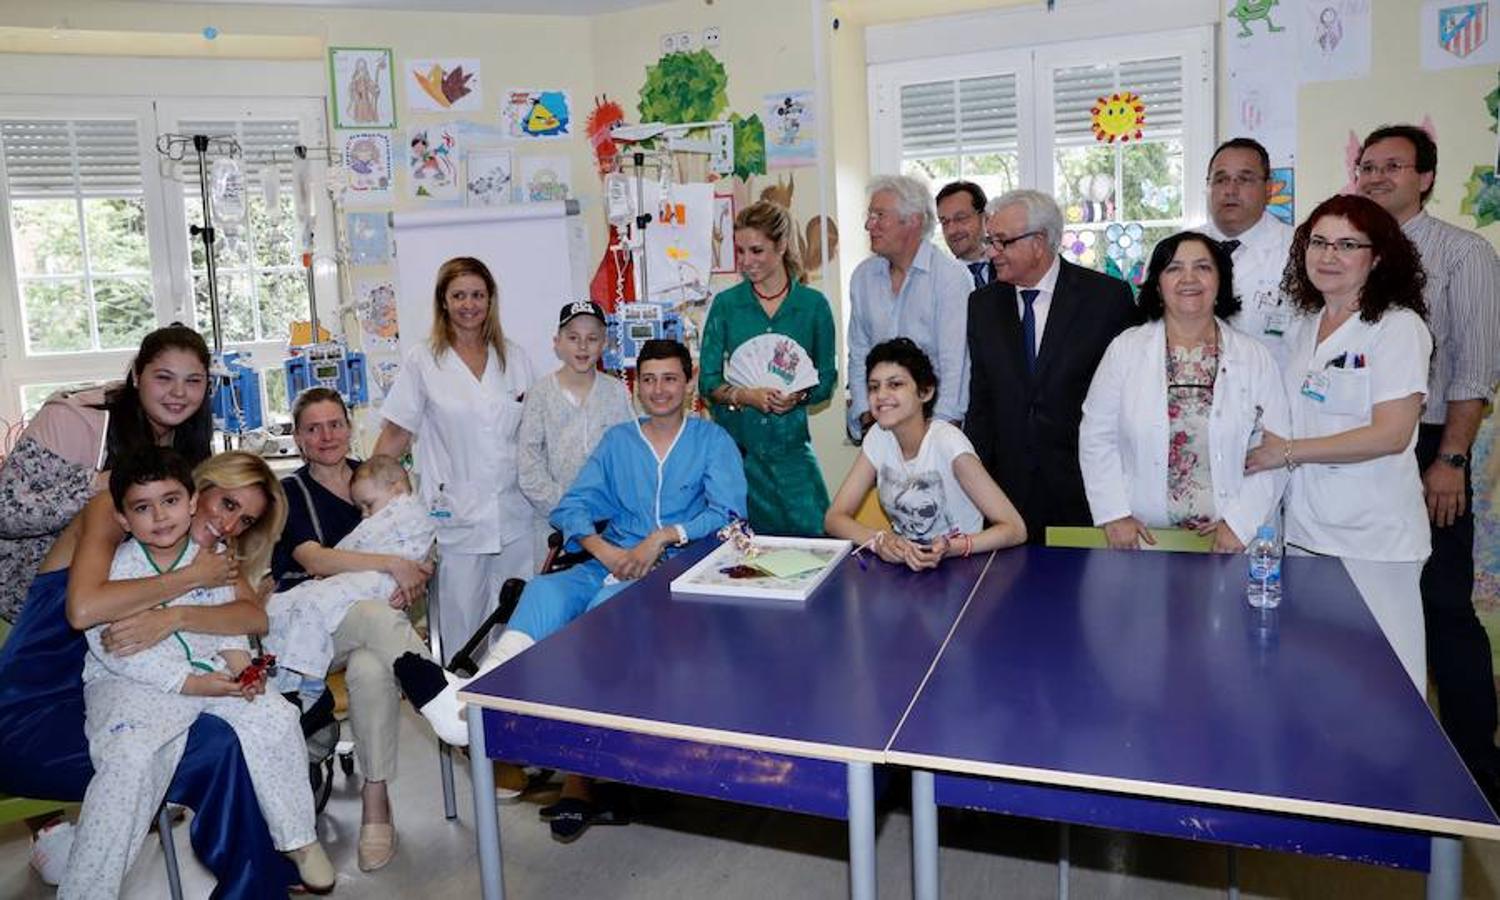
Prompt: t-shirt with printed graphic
<box><xmin>860</xmin><ymin>420</ymin><xmax>984</xmax><ymax>541</ymax></box>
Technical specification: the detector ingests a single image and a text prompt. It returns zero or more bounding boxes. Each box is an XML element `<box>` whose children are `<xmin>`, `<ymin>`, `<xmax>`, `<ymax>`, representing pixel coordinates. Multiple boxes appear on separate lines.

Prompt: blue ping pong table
<box><xmin>460</xmin><ymin>541</ymin><xmax>1500</xmax><ymax>899</ymax></box>
<box><xmin>458</xmin><ymin>540</ymin><xmax>993</xmax><ymax>900</ymax></box>
<box><xmin>888</xmin><ymin>546</ymin><xmax>1500</xmax><ymax>900</ymax></box>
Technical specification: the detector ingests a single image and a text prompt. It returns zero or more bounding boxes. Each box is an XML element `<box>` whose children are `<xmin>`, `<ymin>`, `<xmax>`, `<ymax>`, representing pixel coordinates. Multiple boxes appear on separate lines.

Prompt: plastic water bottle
<box><xmin>429</xmin><ymin>483</ymin><xmax>454</xmax><ymax>521</ymax></box>
<box><xmin>1246</xmin><ymin>525</ymin><xmax>1282</xmax><ymax>609</ymax></box>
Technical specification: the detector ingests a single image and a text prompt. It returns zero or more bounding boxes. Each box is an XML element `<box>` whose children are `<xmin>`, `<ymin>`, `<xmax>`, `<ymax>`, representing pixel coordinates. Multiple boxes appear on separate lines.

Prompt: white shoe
<box><xmin>418</xmin><ymin>670</ymin><xmax>470</xmax><ymax>747</ymax></box>
<box><xmin>30</xmin><ymin>820</ymin><xmax>74</xmax><ymax>886</ymax></box>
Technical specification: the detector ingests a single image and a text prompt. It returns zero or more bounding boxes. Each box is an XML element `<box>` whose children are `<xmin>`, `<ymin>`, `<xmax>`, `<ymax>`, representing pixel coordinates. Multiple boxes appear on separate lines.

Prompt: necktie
<box><xmin>1221</xmin><ymin>238</ymin><xmax>1242</xmax><ymax>255</ymax></box>
<box><xmin>1020</xmin><ymin>289</ymin><xmax>1039</xmax><ymax>374</ymax></box>
<box><xmin>968</xmin><ymin>261</ymin><xmax>989</xmax><ymax>289</ymax></box>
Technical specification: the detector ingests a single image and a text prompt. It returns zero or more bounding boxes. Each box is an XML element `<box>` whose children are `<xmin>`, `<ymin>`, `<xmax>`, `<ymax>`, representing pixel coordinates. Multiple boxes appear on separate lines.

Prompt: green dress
<box><xmin>699</xmin><ymin>280</ymin><xmax>836</xmax><ymax>536</ymax></box>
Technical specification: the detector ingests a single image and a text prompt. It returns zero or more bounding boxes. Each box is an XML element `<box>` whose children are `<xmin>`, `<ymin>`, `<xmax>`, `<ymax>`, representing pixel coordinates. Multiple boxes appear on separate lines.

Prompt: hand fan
<box><xmin>726</xmin><ymin>333</ymin><xmax>819</xmax><ymax>393</ymax></box>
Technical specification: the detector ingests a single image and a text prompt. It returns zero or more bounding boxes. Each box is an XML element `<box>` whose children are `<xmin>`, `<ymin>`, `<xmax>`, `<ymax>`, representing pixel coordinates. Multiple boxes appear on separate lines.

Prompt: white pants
<box><xmin>435</xmin><ymin>541</ymin><xmax>533</xmax><ymax>665</ymax></box>
<box><xmin>62</xmin><ymin>679</ymin><xmax>315</xmax><ymax>900</ymax></box>
<box><xmin>1341</xmin><ymin>557</ymin><xmax>1427</xmax><ymax>694</ymax></box>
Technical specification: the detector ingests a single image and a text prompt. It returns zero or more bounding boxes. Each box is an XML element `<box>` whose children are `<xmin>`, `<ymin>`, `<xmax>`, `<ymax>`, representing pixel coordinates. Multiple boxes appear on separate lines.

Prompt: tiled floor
<box><xmin>3</xmin><ymin>705</ymin><xmax>1498</xmax><ymax>899</ymax></box>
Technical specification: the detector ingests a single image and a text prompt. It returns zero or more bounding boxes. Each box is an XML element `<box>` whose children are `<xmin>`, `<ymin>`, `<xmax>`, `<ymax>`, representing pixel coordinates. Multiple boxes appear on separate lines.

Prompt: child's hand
<box><xmin>186</xmin><ymin>542</ymin><xmax>238</xmax><ymax>589</ymax></box>
<box><xmin>903</xmin><ymin>539</ymin><xmax>945</xmax><ymax>572</ymax></box>
<box><xmin>182</xmin><ymin>671</ymin><xmax>247</xmax><ymax>698</ymax></box>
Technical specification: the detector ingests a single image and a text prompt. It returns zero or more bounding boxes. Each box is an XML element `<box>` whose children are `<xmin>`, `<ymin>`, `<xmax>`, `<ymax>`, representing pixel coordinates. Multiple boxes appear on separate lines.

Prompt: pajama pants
<box><xmin>505</xmin><ymin>558</ymin><xmax>634</xmax><ymax>644</ymax></box>
<box><xmin>61</xmin><ymin>681</ymin><xmax>315</xmax><ymax>900</ymax></box>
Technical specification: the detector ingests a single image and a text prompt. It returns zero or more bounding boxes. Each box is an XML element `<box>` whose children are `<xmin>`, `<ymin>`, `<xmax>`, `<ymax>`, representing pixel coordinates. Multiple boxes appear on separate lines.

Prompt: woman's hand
<box><xmin>1244</xmin><ymin>430</ymin><xmax>1289</xmax><ymax>475</ymax></box>
<box><xmin>1197</xmin><ymin>520</ymin><xmax>1245</xmax><ymax>554</ymax></box>
<box><xmin>734</xmin><ymin>386</ymin><xmax>789</xmax><ymax>415</ymax></box>
<box><xmin>384</xmin><ymin>557</ymin><xmax>433</xmax><ymax>610</ymax></box>
<box><xmin>1102</xmin><ymin>516</ymin><xmax>1156</xmax><ymax>550</ymax></box>
<box><xmin>101</xmin><ymin>606</ymin><xmax>181</xmax><ymax>657</ymax></box>
<box><xmin>184</xmin><ymin>542</ymin><xmax>238</xmax><ymax>590</ymax></box>
<box><xmin>764</xmin><ymin>390</ymin><xmax>800</xmax><ymax>415</ymax></box>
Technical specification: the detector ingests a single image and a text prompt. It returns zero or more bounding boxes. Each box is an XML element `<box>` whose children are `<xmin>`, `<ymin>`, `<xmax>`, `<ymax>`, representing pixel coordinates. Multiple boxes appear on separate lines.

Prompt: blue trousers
<box><xmin>0</xmin><ymin>569</ymin><xmax>297</xmax><ymax>899</ymax></box>
<box><xmin>505</xmin><ymin>558</ymin><xmax>634</xmax><ymax>642</ymax></box>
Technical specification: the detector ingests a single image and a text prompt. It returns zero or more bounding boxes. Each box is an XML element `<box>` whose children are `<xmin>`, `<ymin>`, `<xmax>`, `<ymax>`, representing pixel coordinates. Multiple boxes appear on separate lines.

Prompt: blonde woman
<box><xmin>375</xmin><ymin>257</ymin><xmax>536</xmax><ymax>660</ymax></box>
<box><xmin>0</xmin><ymin>451</ymin><xmax>304</xmax><ymax>893</ymax></box>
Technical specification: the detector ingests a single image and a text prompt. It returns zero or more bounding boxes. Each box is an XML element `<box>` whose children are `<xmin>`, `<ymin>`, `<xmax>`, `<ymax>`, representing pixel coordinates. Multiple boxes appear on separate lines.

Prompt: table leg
<box><xmin>847</xmin><ymin>761</ymin><xmax>876</xmax><ymax>900</ymax></box>
<box><xmin>1058</xmin><ymin>823</ymin><xmax>1070</xmax><ymax>900</ymax></box>
<box><xmin>1427</xmin><ymin>836</ymin><xmax>1462</xmax><ymax>900</ymax></box>
<box><xmin>468</xmin><ymin>705</ymin><xmax>505</xmax><ymax>900</ymax></box>
<box><xmin>911</xmin><ymin>770</ymin><xmax>938</xmax><ymax>900</ymax></box>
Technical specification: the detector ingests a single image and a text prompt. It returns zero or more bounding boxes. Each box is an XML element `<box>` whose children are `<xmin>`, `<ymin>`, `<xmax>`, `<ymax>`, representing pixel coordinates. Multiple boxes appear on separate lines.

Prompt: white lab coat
<box><xmin>1079</xmin><ymin>318</ymin><xmax>1290</xmax><ymax>543</ymax></box>
<box><xmin>380</xmin><ymin>339</ymin><xmax>535</xmax><ymax>554</ymax></box>
<box><xmin>1201</xmin><ymin>212</ymin><xmax>1296</xmax><ymax>371</ymax></box>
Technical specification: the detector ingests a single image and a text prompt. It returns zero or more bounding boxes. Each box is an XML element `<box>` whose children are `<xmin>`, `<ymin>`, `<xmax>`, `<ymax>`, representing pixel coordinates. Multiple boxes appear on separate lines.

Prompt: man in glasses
<box><xmin>1358</xmin><ymin>123</ymin><xmax>1500</xmax><ymax>805</ymax></box>
<box><xmin>964</xmin><ymin>189</ymin><xmax>1137</xmax><ymax>542</ymax></box>
<box><xmin>846</xmin><ymin>174</ymin><xmax>973</xmax><ymax>440</ymax></box>
<box><xmin>1200</xmin><ymin>137</ymin><xmax>1295</xmax><ymax>370</ymax></box>
<box><xmin>936</xmin><ymin>180</ymin><xmax>993</xmax><ymax>289</ymax></box>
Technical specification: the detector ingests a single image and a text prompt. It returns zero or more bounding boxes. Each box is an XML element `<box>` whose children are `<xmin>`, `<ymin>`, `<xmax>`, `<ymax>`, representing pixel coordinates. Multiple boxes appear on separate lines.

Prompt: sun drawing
<box><xmin>1090</xmin><ymin>91</ymin><xmax>1146</xmax><ymax>143</ymax></box>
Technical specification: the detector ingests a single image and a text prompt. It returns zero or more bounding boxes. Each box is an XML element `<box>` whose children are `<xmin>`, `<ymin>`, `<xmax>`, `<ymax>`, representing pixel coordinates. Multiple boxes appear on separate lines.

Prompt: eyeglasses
<box><xmin>1308</xmin><ymin>235</ymin><xmax>1374</xmax><ymax>255</ymax></box>
<box><xmin>1208</xmin><ymin>173</ymin><xmax>1266</xmax><ymax>188</ymax></box>
<box><xmin>980</xmin><ymin>230</ymin><xmax>1044</xmax><ymax>250</ymax></box>
<box><xmin>1355</xmin><ymin>161</ymin><xmax>1418</xmax><ymax>178</ymax></box>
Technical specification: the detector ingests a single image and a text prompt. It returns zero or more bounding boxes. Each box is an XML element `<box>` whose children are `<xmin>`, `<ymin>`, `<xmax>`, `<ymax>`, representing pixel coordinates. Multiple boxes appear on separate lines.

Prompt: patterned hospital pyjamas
<box><xmin>59</xmin><ymin>681</ymin><xmax>315</xmax><ymax>900</ymax></box>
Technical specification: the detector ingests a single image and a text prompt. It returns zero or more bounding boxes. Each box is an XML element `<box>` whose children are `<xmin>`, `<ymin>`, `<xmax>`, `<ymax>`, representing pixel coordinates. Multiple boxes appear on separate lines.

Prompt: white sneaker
<box><xmin>30</xmin><ymin>820</ymin><xmax>74</xmax><ymax>886</ymax></box>
<box><xmin>418</xmin><ymin>670</ymin><xmax>470</xmax><ymax>747</ymax></box>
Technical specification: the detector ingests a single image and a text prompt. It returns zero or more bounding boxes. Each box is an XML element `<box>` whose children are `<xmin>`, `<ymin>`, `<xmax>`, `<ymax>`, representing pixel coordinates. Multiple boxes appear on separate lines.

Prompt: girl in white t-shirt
<box><xmin>825</xmin><ymin>338</ymin><xmax>1026</xmax><ymax>570</ymax></box>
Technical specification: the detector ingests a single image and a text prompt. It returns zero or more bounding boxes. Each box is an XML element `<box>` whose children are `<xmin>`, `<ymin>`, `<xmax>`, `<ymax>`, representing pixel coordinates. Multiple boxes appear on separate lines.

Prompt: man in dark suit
<box><xmin>964</xmin><ymin>189</ymin><xmax>1137</xmax><ymax>541</ymax></box>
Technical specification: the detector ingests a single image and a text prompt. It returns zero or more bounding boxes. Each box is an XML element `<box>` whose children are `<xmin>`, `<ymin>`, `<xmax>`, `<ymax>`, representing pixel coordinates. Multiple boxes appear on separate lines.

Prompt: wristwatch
<box><xmin>1439</xmin><ymin>452</ymin><xmax>1469</xmax><ymax>468</ymax></box>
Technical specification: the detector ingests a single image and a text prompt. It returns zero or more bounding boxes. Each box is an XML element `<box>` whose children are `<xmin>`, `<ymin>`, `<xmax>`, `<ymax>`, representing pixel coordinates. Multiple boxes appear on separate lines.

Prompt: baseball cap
<box><xmin>558</xmin><ymin>300</ymin><xmax>607</xmax><ymax>329</ymax></box>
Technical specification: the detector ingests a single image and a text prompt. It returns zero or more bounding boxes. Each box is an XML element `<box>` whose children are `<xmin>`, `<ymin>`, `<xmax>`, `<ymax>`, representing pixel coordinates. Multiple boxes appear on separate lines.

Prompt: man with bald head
<box><xmin>964</xmin><ymin>189</ymin><xmax>1137</xmax><ymax>540</ymax></box>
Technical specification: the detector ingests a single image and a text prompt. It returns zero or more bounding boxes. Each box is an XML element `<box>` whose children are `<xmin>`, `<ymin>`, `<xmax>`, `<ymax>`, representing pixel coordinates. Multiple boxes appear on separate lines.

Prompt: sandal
<box><xmin>547</xmin><ymin>797</ymin><xmax>630</xmax><ymax>844</ymax></box>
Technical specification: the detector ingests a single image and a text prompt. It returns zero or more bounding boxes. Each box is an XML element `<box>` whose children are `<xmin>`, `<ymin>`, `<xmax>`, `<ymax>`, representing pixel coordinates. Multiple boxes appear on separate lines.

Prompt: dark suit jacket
<box><xmin>964</xmin><ymin>258</ymin><xmax>1138</xmax><ymax>541</ymax></box>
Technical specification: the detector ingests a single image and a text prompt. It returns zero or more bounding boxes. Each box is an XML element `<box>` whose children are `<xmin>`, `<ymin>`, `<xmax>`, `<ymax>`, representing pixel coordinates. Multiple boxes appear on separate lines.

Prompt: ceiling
<box><xmin>136</xmin><ymin>0</ymin><xmax>667</xmax><ymax>15</ymax></box>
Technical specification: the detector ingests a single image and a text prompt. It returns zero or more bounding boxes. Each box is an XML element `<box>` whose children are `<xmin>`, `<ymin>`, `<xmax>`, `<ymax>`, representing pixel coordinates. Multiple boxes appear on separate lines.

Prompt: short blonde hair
<box><xmin>429</xmin><ymin>256</ymin><xmax>508</xmax><ymax>370</ymax></box>
<box><xmin>352</xmin><ymin>454</ymin><xmax>411</xmax><ymax>494</ymax></box>
<box><xmin>192</xmin><ymin>451</ymin><xmax>287</xmax><ymax>582</ymax></box>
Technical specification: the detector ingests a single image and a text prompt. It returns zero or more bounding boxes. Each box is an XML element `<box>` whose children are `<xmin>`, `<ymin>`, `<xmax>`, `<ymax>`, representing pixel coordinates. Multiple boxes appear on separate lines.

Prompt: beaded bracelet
<box><xmin>1283</xmin><ymin>441</ymin><xmax>1299</xmax><ymax>471</ymax></box>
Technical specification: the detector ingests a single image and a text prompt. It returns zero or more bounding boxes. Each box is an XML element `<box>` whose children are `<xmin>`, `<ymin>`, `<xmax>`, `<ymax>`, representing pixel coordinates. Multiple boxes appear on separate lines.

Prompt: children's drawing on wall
<box><xmin>407</xmin><ymin>124</ymin><xmax>460</xmax><ymax>201</ymax></box>
<box><xmin>330</xmin><ymin>48</ymin><xmax>396</xmax><ymax>129</ymax></box>
<box><xmin>1422</xmin><ymin>0</ymin><xmax>1500</xmax><ymax>69</ymax></box>
<box><xmin>347</xmin><ymin>212</ymin><xmax>394</xmax><ymax>265</ymax></box>
<box><xmin>1266</xmin><ymin>166</ymin><xmax>1295</xmax><ymax>224</ymax></box>
<box><xmin>1228</xmin><ymin>0</ymin><xmax>1287</xmax><ymax>38</ymax></box>
<box><xmin>407</xmin><ymin>58</ymin><xmax>482</xmax><ymax>112</ymax></box>
<box><xmin>1298</xmin><ymin>0</ymin><xmax>1371</xmax><ymax>81</ymax></box>
<box><xmin>503</xmin><ymin>89</ymin><xmax>572</xmax><ymax>139</ymax></box>
<box><xmin>1090</xmin><ymin>92</ymin><xmax>1146</xmax><ymax>144</ymax></box>
<box><xmin>586</xmin><ymin>95</ymin><xmax>628</xmax><ymax>176</ymax></box>
<box><xmin>342</xmin><ymin>133</ymin><xmax>393</xmax><ymax>195</ymax></box>
<box><xmin>638</xmin><ymin>49</ymin><xmax>729</xmax><ymax>124</ymax></box>
<box><xmin>711</xmin><ymin>192</ymin><xmax>736</xmax><ymax>274</ymax></box>
<box><xmin>763</xmin><ymin>90</ymin><xmax>816</xmax><ymax>169</ymax></box>
<box><xmin>356</xmin><ymin>280</ymin><xmax>401</xmax><ymax>351</ymax></box>
<box><xmin>466</xmin><ymin>149</ymin><xmax>513</xmax><ymax>206</ymax></box>
<box><xmin>367</xmin><ymin>356</ymin><xmax>402</xmax><ymax>410</ymax></box>
<box><xmin>520</xmin><ymin>156</ymin><xmax>571</xmax><ymax>202</ymax></box>
<box><xmin>755</xmin><ymin>175</ymin><xmax>839</xmax><ymax>282</ymax></box>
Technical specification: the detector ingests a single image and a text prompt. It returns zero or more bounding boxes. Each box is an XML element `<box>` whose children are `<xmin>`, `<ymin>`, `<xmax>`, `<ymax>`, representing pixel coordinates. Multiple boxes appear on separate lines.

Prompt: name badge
<box><xmin>1301</xmin><ymin>370</ymin><xmax>1330</xmax><ymax>402</ymax></box>
<box><xmin>1262</xmin><ymin>310</ymin><xmax>1290</xmax><ymax>336</ymax></box>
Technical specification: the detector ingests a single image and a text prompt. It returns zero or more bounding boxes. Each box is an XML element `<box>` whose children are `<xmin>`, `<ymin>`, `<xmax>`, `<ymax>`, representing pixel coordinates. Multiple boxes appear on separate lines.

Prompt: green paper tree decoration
<box><xmin>638</xmin><ymin>50</ymin><xmax>729</xmax><ymax>124</ymax></box>
<box><xmin>1460</xmin><ymin>165</ymin><xmax>1500</xmax><ymax>228</ymax></box>
<box><xmin>730</xmin><ymin>113</ymin><xmax>767</xmax><ymax>180</ymax></box>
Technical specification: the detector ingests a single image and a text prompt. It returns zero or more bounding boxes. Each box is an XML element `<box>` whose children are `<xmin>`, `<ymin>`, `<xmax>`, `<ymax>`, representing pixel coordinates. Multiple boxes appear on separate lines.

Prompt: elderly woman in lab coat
<box><xmin>1080</xmin><ymin>231</ymin><xmax>1289</xmax><ymax>553</ymax></box>
<box><xmin>375</xmin><ymin>257</ymin><xmax>535</xmax><ymax>661</ymax></box>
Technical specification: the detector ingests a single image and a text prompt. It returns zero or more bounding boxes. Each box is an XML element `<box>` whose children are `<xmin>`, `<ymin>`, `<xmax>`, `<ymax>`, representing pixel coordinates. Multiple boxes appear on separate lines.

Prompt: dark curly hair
<box><xmin>1136</xmin><ymin>231</ymin><xmax>1240</xmax><ymax>322</ymax></box>
<box><xmin>865</xmin><ymin>337</ymin><xmax>939</xmax><ymax>419</ymax></box>
<box><xmin>1280</xmin><ymin>194</ymin><xmax>1427</xmax><ymax>323</ymax></box>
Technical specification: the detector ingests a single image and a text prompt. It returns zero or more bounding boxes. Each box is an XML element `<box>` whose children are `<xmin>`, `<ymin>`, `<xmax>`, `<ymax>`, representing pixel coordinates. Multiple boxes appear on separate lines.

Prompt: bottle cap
<box><xmin>1255</xmin><ymin>525</ymin><xmax>1276</xmax><ymax>540</ymax></box>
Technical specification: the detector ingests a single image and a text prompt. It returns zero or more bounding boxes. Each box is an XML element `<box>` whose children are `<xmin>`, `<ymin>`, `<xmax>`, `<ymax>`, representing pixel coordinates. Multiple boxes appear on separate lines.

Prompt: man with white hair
<box><xmin>965</xmin><ymin>189</ymin><xmax>1138</xmax><ymax>540</ymax></box>
<box><xmin>845</xmin><ymin>174</ymin><xmax>974</xmax><ymax>439</ymax></box>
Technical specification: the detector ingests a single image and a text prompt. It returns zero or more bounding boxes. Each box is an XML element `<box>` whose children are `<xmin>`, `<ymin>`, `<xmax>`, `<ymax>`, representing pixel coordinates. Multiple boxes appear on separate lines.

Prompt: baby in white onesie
<box><xmin>265</xmin><ymin>455</ymin><xmax>435</xmax><ymax>694</ymax></box>
<box><xmin>63</xmin><ymin>449</ymin><xmax>333</xmax><ymax>900</ymax></box>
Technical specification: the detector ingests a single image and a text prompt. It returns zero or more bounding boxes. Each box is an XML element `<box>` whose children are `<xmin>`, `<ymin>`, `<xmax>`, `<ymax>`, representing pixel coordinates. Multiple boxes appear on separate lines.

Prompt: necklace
<box><xmin>751</xmin><ymin>278</ymin><xmax>789</xmax><ymax>303</ymax></box>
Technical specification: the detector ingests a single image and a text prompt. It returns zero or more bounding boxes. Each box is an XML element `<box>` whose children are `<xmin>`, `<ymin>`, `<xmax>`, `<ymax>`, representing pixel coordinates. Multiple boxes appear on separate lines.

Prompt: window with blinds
<box><xmin>2</xmin><ymin>118</ymin><xmax>156</xmax><ymax>354</ymax></box>
<box><xmin>1051</xmin><ymin>56</ymin><xmax>1187</xmax><ymax>283</ymax></box>
<box><xmin>174</xmin><ymin>118</ymin><xmax>308</xmax><ymax>354</ymax></box>
<box><xmin>898</xmin><ymin>73</ymin><xmax>1021</xmax><ymax>202</ymax></box>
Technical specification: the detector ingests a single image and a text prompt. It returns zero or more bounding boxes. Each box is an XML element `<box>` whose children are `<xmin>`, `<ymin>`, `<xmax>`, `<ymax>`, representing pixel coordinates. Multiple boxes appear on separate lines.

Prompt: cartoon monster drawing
<box><xmin>1228</xmin><ymin>0</ymin><xmax>1285</xmax><ymax>38</ymax></box>
<box><xmin>1316</xmin><ymin>6</ymin><xmax>1343</xmax><ymax>53</ymax></box>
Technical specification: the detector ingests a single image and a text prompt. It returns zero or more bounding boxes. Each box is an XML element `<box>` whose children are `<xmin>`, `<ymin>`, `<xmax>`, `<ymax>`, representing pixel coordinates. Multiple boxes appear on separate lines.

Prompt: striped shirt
<box><xmin>1402</xmin><ymin>211</ymin><xmax>1500</xmax><ymax>424</ymax></box>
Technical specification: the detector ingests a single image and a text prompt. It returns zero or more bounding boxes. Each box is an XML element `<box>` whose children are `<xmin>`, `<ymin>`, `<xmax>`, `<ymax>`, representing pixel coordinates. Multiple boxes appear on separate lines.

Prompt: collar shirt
<box><xmin>1201</xmin><ymin>211</ymin><xmax>1295</xmax><ymax>371</ymax></box>
<box><xmin>846</xmin><ymin>241</ymin><xmax>972</xmax><ymax>436</ymax></box>
<box><xmin>1401</xmin><ymin>211</ymin><xmax>1500</xmax><ymax>425</ymax></box>
<box><xmin>1012</xmin><ymin>255</ymin><xmax>1062</xmax><ymax>358</ymax></box>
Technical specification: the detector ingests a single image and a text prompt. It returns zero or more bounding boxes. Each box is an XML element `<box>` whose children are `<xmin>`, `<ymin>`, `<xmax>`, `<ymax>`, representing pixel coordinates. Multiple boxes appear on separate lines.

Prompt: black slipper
<box><xmin>547</xmin><ymin>797</ymin><xmax>629</xmax><ymax>843</ymax></box>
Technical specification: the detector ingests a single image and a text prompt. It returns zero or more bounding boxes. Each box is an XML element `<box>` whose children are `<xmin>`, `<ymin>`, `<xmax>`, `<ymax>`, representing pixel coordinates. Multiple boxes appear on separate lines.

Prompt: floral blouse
<box><xmin>1165</xmin><ymin>341</ymin><xmax>1220</xmax><ymax>530</ymax></box>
